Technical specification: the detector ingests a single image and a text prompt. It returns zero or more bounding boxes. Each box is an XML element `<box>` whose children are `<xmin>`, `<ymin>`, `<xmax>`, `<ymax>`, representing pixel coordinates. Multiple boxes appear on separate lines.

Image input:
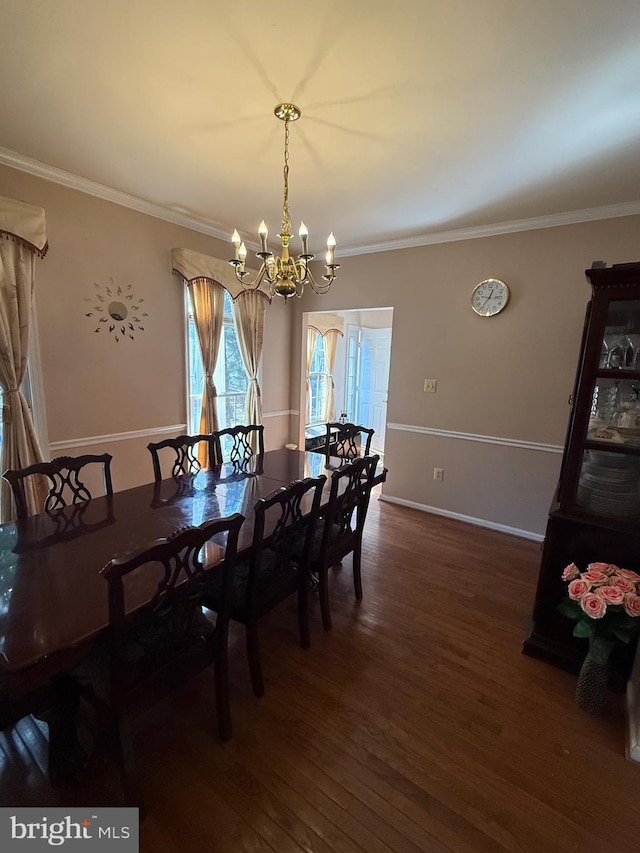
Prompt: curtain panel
<box><xmin>232</xmin><ymin>290</ymin><xmax>267</xmax><ymax>448</ymax></box>
<box><xmin>0</xmin><ymin>196</ymin><xmax>48</xmax><ymax>521</ymax></box>
<box><xmin>187</xmin><ymin>279</ymin><xmax>225</xmax><ymax>463</ymax></box>
<box><xmin>321</xmin><ymin>329</ymin><xmax>340</xmax><ymax>423</ymax></box>
<box><xmin>305</xmin><ymin>327</ymin><xmax>318</xmax><ymax>424</ymax></box>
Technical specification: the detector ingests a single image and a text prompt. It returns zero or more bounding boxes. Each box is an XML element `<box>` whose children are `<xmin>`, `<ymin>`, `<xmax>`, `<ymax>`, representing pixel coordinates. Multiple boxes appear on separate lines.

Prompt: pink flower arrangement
<box><xmin>559</xmin><ymin>562</ymin><xmax>640</xmax><ymax>663</ymax></box>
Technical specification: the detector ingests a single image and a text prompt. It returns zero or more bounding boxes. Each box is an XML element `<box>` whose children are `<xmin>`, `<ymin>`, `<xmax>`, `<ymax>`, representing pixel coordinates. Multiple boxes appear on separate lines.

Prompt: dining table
<box><xmin>0</xmin><ymin>448</ymin><xmax>386</xmax><ymax>695</ymax></box>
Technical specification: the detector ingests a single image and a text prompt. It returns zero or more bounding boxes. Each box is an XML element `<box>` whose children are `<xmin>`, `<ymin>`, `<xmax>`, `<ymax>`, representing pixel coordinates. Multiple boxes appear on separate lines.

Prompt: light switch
<box><xmin>424</xmin><ymin>379</ymin><xmax>437</xmax><ymax>393</ymax></box>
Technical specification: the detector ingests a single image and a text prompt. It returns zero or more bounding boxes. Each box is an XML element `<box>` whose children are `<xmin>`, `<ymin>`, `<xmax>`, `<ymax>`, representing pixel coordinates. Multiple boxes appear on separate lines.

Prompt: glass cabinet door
<box><xmin>598</xmin><ymin>299</ymin><xmax>640</xmax><ymax>370</ymax></box>
<box><xmin>574</xmin><ymin>298</ymin><xmax>640</xmax><ymax>522</ymax></box>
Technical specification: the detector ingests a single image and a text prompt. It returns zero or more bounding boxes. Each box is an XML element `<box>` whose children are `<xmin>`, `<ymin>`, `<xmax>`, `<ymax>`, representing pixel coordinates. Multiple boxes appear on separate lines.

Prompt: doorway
<box><xmin>347</xmin><ymin>325</ymin><xmax>392</xmax><ymax>453</ymax></box>
<box><xmin>302</xmin><ymin>308</ymin><xmax>393</xmax><ymax>455</ymax></box>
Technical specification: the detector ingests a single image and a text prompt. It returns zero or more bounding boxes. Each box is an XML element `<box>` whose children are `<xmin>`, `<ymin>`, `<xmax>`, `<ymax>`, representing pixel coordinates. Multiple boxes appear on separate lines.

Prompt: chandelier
<box><xmin>229</xmin><ymin>103</ymin><xmax>339</xmax><ymax>299</ymax></box>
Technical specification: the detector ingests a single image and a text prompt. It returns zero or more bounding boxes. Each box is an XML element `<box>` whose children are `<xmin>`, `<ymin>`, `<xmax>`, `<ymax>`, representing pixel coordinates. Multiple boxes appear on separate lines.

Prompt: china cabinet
<box><xmin>523</xmin><ymin>262</ymin><xmax>640</xmax><ymax>684</ymax></box>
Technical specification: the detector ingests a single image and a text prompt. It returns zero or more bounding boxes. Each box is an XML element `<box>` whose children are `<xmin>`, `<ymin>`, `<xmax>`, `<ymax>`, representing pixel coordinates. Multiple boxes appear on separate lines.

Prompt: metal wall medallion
<box><xmin>84</xmin><ymin>279</ymin><xmax>148</xmax><ymax>342</ymax></box>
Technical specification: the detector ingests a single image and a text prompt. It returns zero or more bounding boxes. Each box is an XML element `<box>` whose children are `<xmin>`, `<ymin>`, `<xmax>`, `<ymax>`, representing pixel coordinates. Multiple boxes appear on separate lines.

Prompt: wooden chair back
<box><xmin>147</xmin><ymin>433</ymin><xmax>214</xmax><ymax>481</ymax></box>
<box><xmin>3</xmin><ymin>453</ymin><xmax>113</xmax><ymax>519</ymax></box>
<box><xmin>212</xmin><ymin>424</ymin><xmax>265</xmax><ymax>467</ymax></box>
<box><xmin>324</xmin><ymin>422</ymin><xmax>374</xmax><ymax>461</ymax></box>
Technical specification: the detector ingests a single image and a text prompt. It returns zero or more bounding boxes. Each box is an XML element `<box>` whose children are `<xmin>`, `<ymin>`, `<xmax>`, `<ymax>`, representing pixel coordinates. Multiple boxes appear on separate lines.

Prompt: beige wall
<box><xmin>291</xmin><ymin>217</ymin><xmax>640</xmax><ymax>538</ymax></box>
<box><xmin>0</xmin><ymin>165</ymin><xmax>291</xmax><ymax>492</ymax></box>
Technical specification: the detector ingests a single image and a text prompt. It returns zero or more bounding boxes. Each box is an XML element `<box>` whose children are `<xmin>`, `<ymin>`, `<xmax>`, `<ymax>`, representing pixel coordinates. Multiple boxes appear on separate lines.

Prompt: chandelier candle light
<box><xmin>229</xmin><ymin>103</ymin><xmax>339</xmax><ymax>299</ymax></box>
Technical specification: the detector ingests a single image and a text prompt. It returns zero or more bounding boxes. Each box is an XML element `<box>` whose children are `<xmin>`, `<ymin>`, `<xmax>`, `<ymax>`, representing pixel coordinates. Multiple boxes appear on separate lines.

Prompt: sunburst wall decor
<box><xmin>84</xmin><ymin>278</ymin><xmax>149</xmax><ymax>342</ymax></box>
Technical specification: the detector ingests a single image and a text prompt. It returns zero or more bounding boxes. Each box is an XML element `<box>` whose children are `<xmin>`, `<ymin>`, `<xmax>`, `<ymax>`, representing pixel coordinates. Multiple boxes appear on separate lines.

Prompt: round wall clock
<box><xmin>470</xmin><ymin>278</ymin><xmax>510</xmax><ymax>317</ymax></box>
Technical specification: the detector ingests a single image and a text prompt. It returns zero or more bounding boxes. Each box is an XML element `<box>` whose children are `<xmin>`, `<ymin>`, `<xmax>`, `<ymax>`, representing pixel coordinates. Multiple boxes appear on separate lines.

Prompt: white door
<box><xmin>358</xmin><ymin>328</ymin><xmax>391</xmax><ymax>453</ymax></box>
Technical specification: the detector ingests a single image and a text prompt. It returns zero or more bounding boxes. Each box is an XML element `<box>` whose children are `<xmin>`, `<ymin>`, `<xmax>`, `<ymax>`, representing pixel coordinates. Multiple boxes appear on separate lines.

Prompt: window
<box><xmin>307</xmin><ymin>330</ymin><xmax>329</xmax><ymax>425</ymax></box>
<box><xmin>186</xmin><ymin>289</ymin><xmax>248</xmax><ymax>433</ymax></box>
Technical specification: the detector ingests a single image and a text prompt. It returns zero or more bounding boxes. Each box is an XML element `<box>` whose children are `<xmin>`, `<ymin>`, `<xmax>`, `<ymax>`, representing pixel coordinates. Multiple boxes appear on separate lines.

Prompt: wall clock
<box><xmin>470</xmin><ymin>278</ymin><xmax>510</xmax><ymax>317</ymax></box>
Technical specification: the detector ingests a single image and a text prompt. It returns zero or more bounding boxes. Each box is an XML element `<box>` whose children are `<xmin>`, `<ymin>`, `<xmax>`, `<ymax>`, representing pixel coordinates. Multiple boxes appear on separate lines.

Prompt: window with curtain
<box><xmin>186</xmin><ymin>289</ymin><xmax>248</xmax><ymax>433</ymax></box>
<box><xmin>307</xmin><ymin>330</ymin><xmax>329</xmax><ymax>426</ymax></box>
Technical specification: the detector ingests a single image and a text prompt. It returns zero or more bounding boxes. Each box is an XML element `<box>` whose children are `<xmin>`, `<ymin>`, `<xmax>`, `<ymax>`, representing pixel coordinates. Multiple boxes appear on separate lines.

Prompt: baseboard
<box><xmin>379</xmin><ymin>493</ymin><xmax>544</xmax><ymax>542</ymax></box>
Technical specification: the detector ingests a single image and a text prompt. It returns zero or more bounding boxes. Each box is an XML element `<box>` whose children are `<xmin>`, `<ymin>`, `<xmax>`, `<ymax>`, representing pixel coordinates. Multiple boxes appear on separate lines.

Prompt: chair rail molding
<box><xmin>49</xmin><ymin>424</ymin><xmax>187</xmax><ymax>452</ymax></box>
<box><xmin>263</xmin><ymin>409</ymin><xmax>297</xmax><ymax>419</ymax></box>
<box><xmin>386</xmin><ymin>422</ymin><xmax>563</xmax><ymax>454</ymax></box>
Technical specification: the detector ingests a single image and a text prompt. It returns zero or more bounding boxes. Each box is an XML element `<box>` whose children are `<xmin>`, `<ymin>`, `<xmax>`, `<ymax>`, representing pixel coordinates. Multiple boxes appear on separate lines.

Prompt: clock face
<box><xmin>471</xmin><ymin>278</ymin><xmax>509</xmax><ymax>317</ymax></box>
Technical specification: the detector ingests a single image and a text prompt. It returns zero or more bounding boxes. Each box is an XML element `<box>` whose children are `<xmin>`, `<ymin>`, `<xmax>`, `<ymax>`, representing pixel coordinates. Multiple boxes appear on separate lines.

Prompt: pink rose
<box><xmin>617</xmin><ymin>568</ymin><xmax>640</xmax><ymax>581</ymax></box>
<box><xmin>581</xmin><ymin>570</ymin><xmax>609</xmax><ymax>585</ymax></box>
<box><xmin>623</xmin><ymin>595</ymin><xmax>640</xmax><ymax>618</ymax></box>
<box><xmin>612</xmin><ymin>576</ymin><xmax>637</xmax><ymax>595</ymax></box>
<box><xmin>568</xmin><ymin>579</ymin><xmax>590</xmax><ymax>600</ymax></box>
<box><xmin>580</xmin><ymin>593</ymin><xmax>607</xmax><ymax>619</ymax></box>
<box><xmin>562</xmin><ymin>563</ymin><xmax>580</xmax><ymax>581</ymax></box>
<box><xmin>596</xmin><ymin>585</ymin><xmax>625</xmax><ymax>605</ymax></box>
<box><xmin>589</xmin><ymin>562</ymin><xmax>618</xmax><ymax>575</ymax></box>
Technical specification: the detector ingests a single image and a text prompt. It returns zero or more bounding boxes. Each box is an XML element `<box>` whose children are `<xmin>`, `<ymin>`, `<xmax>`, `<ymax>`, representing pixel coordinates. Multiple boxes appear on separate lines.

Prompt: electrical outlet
<box><xmin>433</xmin><ymin>467</ymin><xmax>444</xmax><ymax>481</ymax></box>
<box><xmin>424</xmin><ymin>379</ymin><xmax>437</xmax><ymax>393</ymax></box>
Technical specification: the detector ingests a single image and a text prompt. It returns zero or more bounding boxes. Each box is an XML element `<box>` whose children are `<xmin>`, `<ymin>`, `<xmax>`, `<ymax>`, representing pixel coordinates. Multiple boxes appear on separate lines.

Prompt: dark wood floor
<box><xmin>2</xmin><ymin>492</ymin><xmax>639</xmax><ymax>852</ymax></box>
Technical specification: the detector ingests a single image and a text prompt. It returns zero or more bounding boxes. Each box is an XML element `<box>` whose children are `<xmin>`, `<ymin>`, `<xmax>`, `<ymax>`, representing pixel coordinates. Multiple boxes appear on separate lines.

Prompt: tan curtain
<box><xmin>232</xmin><ymin>291</ymin><xmax>267</xmax><ymax>448</ymax></box>
<box><xmin>0</xmin><ymin>238</ymin><xmax>46</xmax><ymax>520</ymax></box>
<box><xmin>322</xmin><ymin>329</ymin><xmax>340</xmax><ymax>423</ymax></box>
<box><xmin>187</xmin><ymin>279</ymin><xmax>225</xmax><ymax>464</ymax></box>
<box><xmin>306</xmin><ymin>327</ymin><xmax>318</xmax><ymax>424</ymax></box>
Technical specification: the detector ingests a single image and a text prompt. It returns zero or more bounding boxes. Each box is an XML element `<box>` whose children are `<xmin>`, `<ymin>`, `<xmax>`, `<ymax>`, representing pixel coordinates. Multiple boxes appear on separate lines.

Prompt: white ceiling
<box><xmin>2</xmin><ymin>0</ymin><xmax>640</xmax><ymax>257</ymax></box>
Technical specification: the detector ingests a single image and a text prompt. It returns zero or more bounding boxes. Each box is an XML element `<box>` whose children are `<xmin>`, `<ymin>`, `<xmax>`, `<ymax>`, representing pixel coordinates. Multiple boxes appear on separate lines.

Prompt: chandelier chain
<box><xmin>282</xmin><ymin>118</ymin><xmax>291</xmax><ymax>234</ymax></box>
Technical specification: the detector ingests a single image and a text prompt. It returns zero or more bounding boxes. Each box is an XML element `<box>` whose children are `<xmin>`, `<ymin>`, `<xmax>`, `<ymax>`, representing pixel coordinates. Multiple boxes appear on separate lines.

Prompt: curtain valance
<box><xmin>171</xmin><ymin>247</ymin><xmax>272</xmax><ymax>302</ymax></box>
<box><xmin>0</xmin><ymin>195</ymin><xmax>48</xmax><ymax>258</ymax></box>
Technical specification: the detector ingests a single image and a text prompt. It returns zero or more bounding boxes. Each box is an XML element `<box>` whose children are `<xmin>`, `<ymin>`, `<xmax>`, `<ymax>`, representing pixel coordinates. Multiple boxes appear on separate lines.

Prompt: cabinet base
<box><xmin>522</xmin><ymin>628</ymin><xmax>582</xmax><ymax>675</ymax></box>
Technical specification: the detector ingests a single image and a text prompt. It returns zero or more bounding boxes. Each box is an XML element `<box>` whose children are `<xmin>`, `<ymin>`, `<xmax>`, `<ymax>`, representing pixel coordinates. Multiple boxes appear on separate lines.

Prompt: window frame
<box><xmin>307</xmin><ymin>330</ymin><xmax>331</xmax><ymax>427</ymax></box>
<box><xmin>184</xmin><ymin>288</ymin><xmax>249</xmax><ymax>434</ymax></box>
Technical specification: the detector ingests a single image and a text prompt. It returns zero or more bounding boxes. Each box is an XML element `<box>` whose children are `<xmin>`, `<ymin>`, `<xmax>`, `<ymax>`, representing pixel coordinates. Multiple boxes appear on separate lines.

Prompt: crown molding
<box><xmin>0</xmin><ymin>147</ymin><xmax>233</xmax><ymax>244</ymax></box>
<box><xmin>340</xmin><ymin>201</ymin><xmax>640</xmax><ymax>256</ymax></box>
<box><xmin>2</xmin><ymin>146</ymin><xmax>639</xmax><ymax>257</ymax></box>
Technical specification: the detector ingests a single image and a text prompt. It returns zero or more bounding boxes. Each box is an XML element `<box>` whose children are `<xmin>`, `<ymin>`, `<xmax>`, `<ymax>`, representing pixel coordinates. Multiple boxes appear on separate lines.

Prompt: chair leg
<box><xmin>214</xmin><ymin>653</ymin><xmax>232</xmax><ymax>741</ymax></box>
<box><xmin>115</xmin><ymin>711</ymin><xmax>142</xmax><ymax>806</ymax></box>
<box><xmin>319</xmin><ymin>567</ymin><xmax>332</xmax><ymax>631</ymax></box>
<box><xmin>245</xmin><ymin>622</ymin><xmax>265</xmax><ymax>698</ymax></box>
<box><xmin>45</xmin><ymin>677</ymin><xmax>82</xmax><ymax>783</ymax></box>
<box><xmin>353</xmin><ymin>543</ymin><xmax>363</xmax><ymax>600</ymax></box>
<box><xmin>298</xmin><ymin>581</ymin><xmax>311</xmax><ymax>649</ymax></box>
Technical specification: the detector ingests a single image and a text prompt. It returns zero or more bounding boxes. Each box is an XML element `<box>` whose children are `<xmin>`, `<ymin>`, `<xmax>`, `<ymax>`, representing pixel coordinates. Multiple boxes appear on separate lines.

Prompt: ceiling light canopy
<box><xmin>229</xmin><ymin>103</ymin><xmax>338</xmax><ymax>299</ymax></box>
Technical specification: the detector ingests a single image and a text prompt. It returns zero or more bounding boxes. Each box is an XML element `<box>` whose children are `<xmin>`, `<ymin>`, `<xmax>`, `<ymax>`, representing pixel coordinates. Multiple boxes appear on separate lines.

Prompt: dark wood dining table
<box><xmin>0</xmin><ymin>449</ymin><xmax>386</xmax><ymax>694</ymax></box>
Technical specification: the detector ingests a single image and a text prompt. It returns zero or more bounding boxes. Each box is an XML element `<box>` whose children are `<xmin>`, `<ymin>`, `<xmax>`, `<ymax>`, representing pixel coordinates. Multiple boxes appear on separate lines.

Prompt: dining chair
<box><xmin>211</xmin><ymin>424</ymin><xmax>265</xmax><ymax>467</ymax></box>
<box><xmin>99</xmin><ymin>513</ymin><xmax>244</xmax><ymax>804</ymax></box>
<box><xmin>202</xmin><ymin>475</ymin><xmax>325</xmax><ymax>698</ymax></box>
<box><xmin>147</xmin><ymin>433</ymin><xmax>214</xmax><ymax>481</ymax></box>
<box><xmin>324</xmin><ymin>422</ymin><xmax>374</xmax><ymax>462</ymax></box>
<box><xmin>308</xmin><ymin>455</ymin><xmax>380</xmax><ymax>630</ymax></box>
<box><xmin>3</xmin><ymin>453</ymin><xmax>113</xmax><ymax>519</ymax></box>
